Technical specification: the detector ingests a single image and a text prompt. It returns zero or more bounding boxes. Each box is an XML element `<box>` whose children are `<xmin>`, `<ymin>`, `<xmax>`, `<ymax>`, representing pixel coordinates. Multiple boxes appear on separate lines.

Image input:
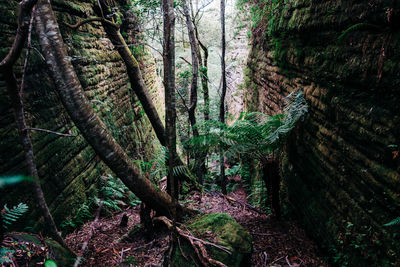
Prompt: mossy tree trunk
<box><xmin>34</xmin><ymin>0</ymin><xmax>181</xmax><ymax>218</ymax></box>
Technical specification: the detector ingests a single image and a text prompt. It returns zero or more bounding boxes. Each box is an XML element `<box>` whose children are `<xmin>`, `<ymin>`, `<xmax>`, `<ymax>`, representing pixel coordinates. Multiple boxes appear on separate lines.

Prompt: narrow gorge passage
<box><xmin>1</xmin><ymin>0</ymin><xmax>399</xmax><ymax>266</ymax></box>
<box><xmin>64</xmin><ymin>182</ymin><xmax>326</xmax><ymax>266</ymax></box>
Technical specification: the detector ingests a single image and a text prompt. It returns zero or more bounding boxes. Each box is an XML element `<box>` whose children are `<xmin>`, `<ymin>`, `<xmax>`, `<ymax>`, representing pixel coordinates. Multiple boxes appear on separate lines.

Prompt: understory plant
<box><xmin>186</xmin><ymin>91</ymin><xmax>308</xmax><ymax>211</ymax></box>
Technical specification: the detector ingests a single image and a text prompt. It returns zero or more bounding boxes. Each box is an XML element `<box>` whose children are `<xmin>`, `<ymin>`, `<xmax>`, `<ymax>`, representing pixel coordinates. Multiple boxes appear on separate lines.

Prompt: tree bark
<box><xmin>34</xmin><ymin>0</ymin><xmax>181</xmax><ymax>218</ymax></box>
<box><xmin>0</xmin><ymin>0</ymin><xmax>67</xmax><ymax>248</ymax></box>
<box><xmin>261</xmin><ymin>158</ymin><xmax>281</xmax><ymax>218</ymax></box>
<box><xmin>182</xmin><ymin>0</ymin><xmax>206</xmax><ymax>185</ymax></box>
<box><xmin>219</xmin><ymin>0</ymin><xmax>227</xmax><ymax>195</ymax></box>
<box><xmin>94</xmin><ymin>1</ymin><xmax>166</xmax><ymax>147</ymax></box>
<box><xmin>4</xmin><ymin>69</ymin><xmax>67</xmax><ymax>247</ymax></box>
<box><xmin>89</xmin><ymin>1</ymin><xmax>197</xmax><ymax>189</ymax></box>
<box><xmin>162</xmin><ymin>0</ymin><xmax>178</xmax><ymax>201</ymax></box>
<box><xmin>193</xmin><ymin>23</ymin><xmax>210</xmax><ymax>122</ymax></box>
<box><xmin>0</xmin><ymin>0</ymin><xmax>38</xmax><ymax>72</ymax></box>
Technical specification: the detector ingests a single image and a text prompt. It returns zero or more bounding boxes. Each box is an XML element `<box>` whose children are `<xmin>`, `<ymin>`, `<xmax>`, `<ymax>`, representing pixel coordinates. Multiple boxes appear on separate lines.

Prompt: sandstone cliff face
<box><xmin>243</xmin><ymin>0</ymin><xmax>400</xmax><ymax>265</ymax></box>
<box><xmin>0</xmin><ymin>0</ymin><xmax>163</xmax><ymax>229</ymax></box>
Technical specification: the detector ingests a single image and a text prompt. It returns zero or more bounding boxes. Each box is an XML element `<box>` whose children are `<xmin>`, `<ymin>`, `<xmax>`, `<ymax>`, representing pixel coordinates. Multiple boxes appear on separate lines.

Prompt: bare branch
<box><xmin>65</xmin><ymin>17</ymin><xmax>119</xmax><ymax>29</ymax></box>
<box><xmin>24</xmin><ymin>127</ymin><xmax>76</xmax><ymax>137</ymax></box>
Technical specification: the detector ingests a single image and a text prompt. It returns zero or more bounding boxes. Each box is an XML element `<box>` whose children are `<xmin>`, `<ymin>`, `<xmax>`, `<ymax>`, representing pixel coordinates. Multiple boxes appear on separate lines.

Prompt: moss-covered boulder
<box><xmin>171</xmin><ymin>213</ymin><xmax>252</xmax><ymax>267</ymax></box>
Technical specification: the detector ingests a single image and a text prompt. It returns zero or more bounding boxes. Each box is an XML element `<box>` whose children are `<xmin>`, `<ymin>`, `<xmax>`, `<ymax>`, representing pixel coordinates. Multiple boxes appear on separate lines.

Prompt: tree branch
<box><xmin>24</xmin><ymin>127</ymin><xmax>76</xmax><ymax>137</ymax></box>
<box><xmin>65</xmin><ymin>17</ymin><xmax>119</xmax><ymax>29</ymax></box>
<box><xmin>0</xmin><ymin>0</ymin><xmax>38</xmax><ymax>72</ymax></box>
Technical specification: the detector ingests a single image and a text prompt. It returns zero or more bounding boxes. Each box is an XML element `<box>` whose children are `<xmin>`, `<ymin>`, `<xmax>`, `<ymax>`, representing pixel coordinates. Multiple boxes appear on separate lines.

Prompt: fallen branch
<box><xmin>219</xmin><ymin>193</ymin><xmax>266</xmax><ymax>215</ymax></box>
<box><xmin>153</xmin><ymin>216</ymin><xmax>230</xmax><ymax>267</ymax></box>
<box><xmin>73</xmin><ymin>199</ymin><xmax>104</xmax><ymax>267</ymax></box>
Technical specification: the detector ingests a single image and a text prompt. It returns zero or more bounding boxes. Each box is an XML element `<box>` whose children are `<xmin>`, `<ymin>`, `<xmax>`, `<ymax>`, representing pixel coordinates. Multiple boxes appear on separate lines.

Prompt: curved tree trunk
<box><xmin>34</xmin><ymin>0</ymin><xmax>181</xmax><ymax>218</ymax></box>
<box><xmin>1</xmin><ymin>0</ymin><xmax>67</xmax><ymax>248</ymax></box>
<box><xmin>89</xmin><ymin>1</ymin><xmax>198</xmax><ymax>189</ymax></box>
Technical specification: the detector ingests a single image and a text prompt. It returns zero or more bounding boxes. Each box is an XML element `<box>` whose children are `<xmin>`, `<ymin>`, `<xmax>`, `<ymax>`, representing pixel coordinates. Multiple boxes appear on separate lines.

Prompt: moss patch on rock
<box><xmin>171</xmin><ymin>213</ymin><xmax>252</xmax><ymax>267</ymax></box>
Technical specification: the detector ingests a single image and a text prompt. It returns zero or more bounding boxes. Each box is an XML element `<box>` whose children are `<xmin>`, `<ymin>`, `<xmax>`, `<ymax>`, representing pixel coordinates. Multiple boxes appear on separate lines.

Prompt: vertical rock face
<box><xmin>0</xmin><ymin>1</ymin><xmax>163</xmax><ymax>228</ymax></box>
<box><xmin>244</xmin><ymin>0</ymin><xmax>400</xmax><ymax>265</ymax></box>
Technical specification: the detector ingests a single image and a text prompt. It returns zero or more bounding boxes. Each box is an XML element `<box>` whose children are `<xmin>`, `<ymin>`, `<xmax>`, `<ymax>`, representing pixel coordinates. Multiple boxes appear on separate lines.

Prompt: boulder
<box><xmin>170</xmin><ymin>213</ymin><xmax>252</xmax><ymax>267</ymax></box>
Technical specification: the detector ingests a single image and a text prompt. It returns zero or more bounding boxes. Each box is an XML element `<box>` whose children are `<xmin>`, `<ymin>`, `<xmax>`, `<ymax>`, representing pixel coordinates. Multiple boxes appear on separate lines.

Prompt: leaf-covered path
<box><xmin>65</xmin><ymin>184</ymin><xmax>327</xmax><ymax>266</ymax></box>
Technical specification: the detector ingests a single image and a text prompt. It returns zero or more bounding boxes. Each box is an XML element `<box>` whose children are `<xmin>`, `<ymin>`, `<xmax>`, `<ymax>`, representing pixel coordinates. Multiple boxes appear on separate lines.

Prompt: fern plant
<box><xmin>187</xmin><ymin>91</ymin><xmax>308</xmax><ymax>161</ymax></box>
<box><xmin>2</xmin><ymin>203</ymin><xmax>29</xmax><ymax>229</ymax></box>
<box><xmin>384</xmin><ymin>217</ymin><xmax>400</xmax><ymax>227</ymax></box>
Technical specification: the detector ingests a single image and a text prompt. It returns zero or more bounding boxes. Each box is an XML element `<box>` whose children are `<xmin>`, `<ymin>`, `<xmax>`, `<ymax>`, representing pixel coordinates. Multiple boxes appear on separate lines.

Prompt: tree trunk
<box><xmin>95</xmin><ymin>1</ymin><xmax>166</xmax><ymax>147</ymax></box>
<box><xmin>193</xmin><ymin>25</ymin><xmax>210</xmax><ymax>122</ymax></box>
<box><xmin>162</xmin><ymin>0</ymin><xmax>178</xmax><ymax>201</ymax></box>
<box><xmin>4</xmin><ymin>69</ymin><xmax>67</xmax><ymax>247</ymax></box>
<box><xmin>34</xmin><ymin>0</ymin><xmax>181</xmax><ymax>218</ymax></box>
<box><xmin>261</xmin><ymin>158</ymin><xmax>281</xmax><ymax>218</ymax></box>
<box><xmin>91</xmin><ymin>1</ymin><xmax>197</xmax><ymax>189</ymax></box>
<box><xmin>182</xmin><ymin>0</ymin><xmax>206</xmax><ymax>185</ymax></box>
<box><xmin>162</xmin><ymin>0</ymin><xmax>178</xmax><ymax>261</ymax></box>
<box><xmin>0</xmin><ymin>0</ymin><xmax>67</xmax><ymax>248</ymax></box>
<box><xmin>219</xmin><ymin>0</ymin><xmax>227</xmax><ymax>195</ymax></box>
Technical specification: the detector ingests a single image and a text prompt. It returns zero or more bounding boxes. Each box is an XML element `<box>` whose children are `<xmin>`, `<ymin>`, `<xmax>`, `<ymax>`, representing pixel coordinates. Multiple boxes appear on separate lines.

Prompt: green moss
<box><xmin>171</xmin><ymin>213</ymin><xmax>252</xmax><ymax>267</ymax></box>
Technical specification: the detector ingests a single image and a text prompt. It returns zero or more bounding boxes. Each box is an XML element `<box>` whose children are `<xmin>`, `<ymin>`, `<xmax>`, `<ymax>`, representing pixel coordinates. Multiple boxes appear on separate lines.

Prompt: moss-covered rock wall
<box><xmin>0</xmin><ymin>0</ymin><xmax>163</xmax><ymax>231</ymax></box>
<box><xmin>243</xmin><ymin>0</ymin><xmax>400</xmax><ymax>265</ymax></box>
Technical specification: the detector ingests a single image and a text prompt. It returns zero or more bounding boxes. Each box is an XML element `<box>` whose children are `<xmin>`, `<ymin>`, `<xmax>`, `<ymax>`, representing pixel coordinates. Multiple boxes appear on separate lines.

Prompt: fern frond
<box><xmin>2</xmin><ymin>203</ymin><xmax>29</xmax><ymax>229</ymax></box>
<box><xmin>384</xmin><ymin>217</ymin><xmax>400</xmax><ymax>227</ymax></box>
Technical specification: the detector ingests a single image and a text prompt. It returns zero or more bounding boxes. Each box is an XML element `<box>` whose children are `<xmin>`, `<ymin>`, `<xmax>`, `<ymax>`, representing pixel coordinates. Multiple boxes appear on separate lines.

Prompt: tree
<box><xmin>34</xmin><ymin>0</ymin><xmax>184</xmax><ymax>218</ymax></box>
<box><xmin>188</xmin><ymin>92</ymin><xmax>308</xmax><ymax>216</ymax></box>
<box><xmin>181</xmin><ymin>0</ymin><xmax>208</xmax><ymax>185</ymax></box>
<box><xmin>0</xmin><ymin>0</ymin><xmax>68</xmax><ymax>248</ymax></box>
<box><xmin>219</xmin><ymin>0</ymin><xmax>227</xmax><ymax>194</ymax></box>
<box><xmin>162</xmin><ymin>0</ymin><xmax>178</xmax><ymax>201</ymax></box>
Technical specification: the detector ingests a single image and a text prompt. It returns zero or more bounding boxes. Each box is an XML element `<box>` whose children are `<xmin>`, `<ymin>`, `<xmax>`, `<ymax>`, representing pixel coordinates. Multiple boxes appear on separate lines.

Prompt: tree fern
<box><xmin>187</xmin><ymin>91</ymin><xmax>308</xmax><ymax>161</ymax></box>
<box><xmin>2</xmin><ymin>203</ymin><xmax>29</xmax><ymax>229</ymax></box>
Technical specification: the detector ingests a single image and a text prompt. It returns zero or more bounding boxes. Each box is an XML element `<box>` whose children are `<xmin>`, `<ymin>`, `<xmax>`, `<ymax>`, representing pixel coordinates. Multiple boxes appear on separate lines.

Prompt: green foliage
<box><xmin>135</xmin><ymin>146</ymin><xmax>193</xmax><ymax>182</ymax></box>
<box><xmin>0</xmin><ymin>175</ymin><xmax>33</xmax><ymax>188</ymax></box>
<box><xmin>187</xmin><ymin>91</ymin><xmax>308</xmax><ymax>160</ymax></box>
<box><xmin>236</xmin><ymin>0</ymin><xmax>289</xmax><ymax>35</ymax></box>
<box><xmin>0</xmin><ymin>248</ymin><xmax>15</xmax><ymax>264</ymax></box>
<box><xmin>44</xmin><ymin>259</ymin><xmax>58</xmax><ymax>267</ymax></box>
<box><xmin>2</xmin><ymin>203</ymin><xmax>29</xmax><ymax>229</ymax></box>
<box><xmin>384</xmin><ymin>217</ymin><xmax>400</xmax><ymax>227</ymax></box>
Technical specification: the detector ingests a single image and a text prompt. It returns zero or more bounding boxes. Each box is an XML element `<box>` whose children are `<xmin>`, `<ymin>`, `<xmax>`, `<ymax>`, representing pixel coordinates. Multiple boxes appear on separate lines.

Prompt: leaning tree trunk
<box><xmin>219</xmin><ymin>0</ymin><xmax>227</xmax><ymax>195</ymax></box>
<box><xmin>94</xmin><ymin>1</ymin><xmax>166</xmax><ymax>147</ymax></box>
<box><xmin>0</xmin><ymin>0</ymin><xmax>67</xmax><ymax>248</ymax></box>
<box><xmin>34</xmin><ymin>0</ymin><xmax>181</xmax><ymax>218</ymax></box>
<box><xmin>83</xmin><ymin>1</ymin><xmax>198</xmax><ymax>189</ymax></box>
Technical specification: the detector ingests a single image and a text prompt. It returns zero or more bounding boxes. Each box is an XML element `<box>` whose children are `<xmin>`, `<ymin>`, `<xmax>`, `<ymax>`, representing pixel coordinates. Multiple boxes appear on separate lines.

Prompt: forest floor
<box><xmin>65</xmin><ymin>184</ymin><xmax>328</xmax><ymax>267</ymax></box>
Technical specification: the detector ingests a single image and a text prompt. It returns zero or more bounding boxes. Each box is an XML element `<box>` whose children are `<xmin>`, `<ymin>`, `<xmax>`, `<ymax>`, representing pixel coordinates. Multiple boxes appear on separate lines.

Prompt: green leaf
<box><xmin>44</xmin><ymin>259</ymin><xmax>58</xmax><ymax>267</ymax></box>
<box><xmin>0</xmin><ymin>175</ymin><xmax>34</xmax><ymax>188</ymax></box>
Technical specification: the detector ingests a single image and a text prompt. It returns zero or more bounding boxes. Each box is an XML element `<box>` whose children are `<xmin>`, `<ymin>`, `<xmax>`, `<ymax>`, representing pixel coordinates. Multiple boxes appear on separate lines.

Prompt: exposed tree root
<box><xmin>153</xmin><ymin>216</ymin><xmax>229</xmax><ymax>267</ymax></box>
